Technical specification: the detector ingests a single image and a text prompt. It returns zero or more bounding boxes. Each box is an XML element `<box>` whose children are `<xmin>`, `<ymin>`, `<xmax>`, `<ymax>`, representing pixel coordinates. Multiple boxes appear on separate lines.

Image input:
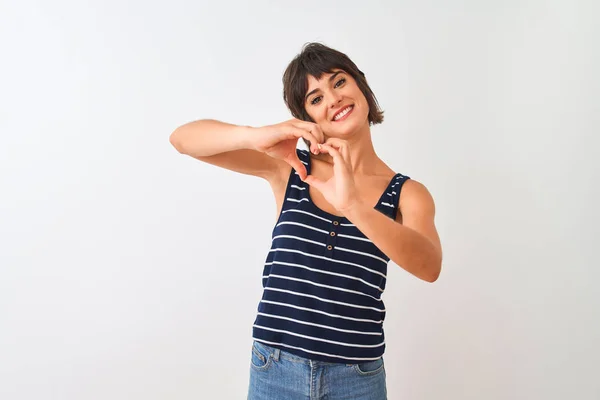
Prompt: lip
<box><xmin>331</xmin><ymin>105</ymin><xmax>354</xmax><ymax>122</ymax></box>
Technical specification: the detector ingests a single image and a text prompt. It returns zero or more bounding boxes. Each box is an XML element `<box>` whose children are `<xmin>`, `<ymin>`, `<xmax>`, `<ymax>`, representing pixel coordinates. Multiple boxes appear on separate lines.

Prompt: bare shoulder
<box><xmin>399</xmin><ymin>179</ymin><xmax>437</xmax><ymax>215</ymax></box>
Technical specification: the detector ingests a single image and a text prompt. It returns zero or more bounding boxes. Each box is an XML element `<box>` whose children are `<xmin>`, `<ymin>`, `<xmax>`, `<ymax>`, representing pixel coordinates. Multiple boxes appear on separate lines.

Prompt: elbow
<box><xmin>425</xmin><ymin>267</ymin><xmax>441</xmax><ymax>283</ymax></box>
<box><xmin>169</xmin><ymin>128</ymin><xmax>186</xmax><ymax>154</ymax></box>
<box><xmin>424</xmin><ymin>253</ymin><xmax>442</xmax><ymax>283</ymax></box>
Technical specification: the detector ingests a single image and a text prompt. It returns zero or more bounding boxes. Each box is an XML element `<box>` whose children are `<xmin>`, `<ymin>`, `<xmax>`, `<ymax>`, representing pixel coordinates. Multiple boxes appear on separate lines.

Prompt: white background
<box><xmin>1</xmin><ymin>0</ymin><xmax>598</xmax><ymax>399</ymax></box>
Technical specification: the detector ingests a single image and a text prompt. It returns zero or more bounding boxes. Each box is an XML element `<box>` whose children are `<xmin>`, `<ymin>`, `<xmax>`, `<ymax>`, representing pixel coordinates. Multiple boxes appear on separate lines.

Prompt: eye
<box><xmin>334</xmin><ymin>78</ymin><xmax>346</xmax><ymax>88</ymax></box>
<box><xmin>310</xmin><ymin>96</ymin><xmax>322</xmax><ymax>105</ymax></box>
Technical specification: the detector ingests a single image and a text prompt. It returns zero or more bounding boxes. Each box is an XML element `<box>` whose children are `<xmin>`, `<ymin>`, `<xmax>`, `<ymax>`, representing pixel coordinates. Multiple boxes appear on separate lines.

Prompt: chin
<box><xmin>328</xmin><ymin>117</ymin><xmax>368</xmax><ymax>138</ymax></box>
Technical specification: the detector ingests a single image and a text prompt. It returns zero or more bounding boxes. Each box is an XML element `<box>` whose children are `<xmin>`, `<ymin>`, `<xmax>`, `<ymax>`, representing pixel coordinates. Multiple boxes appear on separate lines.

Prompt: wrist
<box><xmin>237</xmin><ymin>125</ymin><xmax>258</xmax><ymax>150</ymax></box>
<box><xmin>339</xmin><ymin>198</ymin><xmax>368</xmax><ymax>218</ymax></box>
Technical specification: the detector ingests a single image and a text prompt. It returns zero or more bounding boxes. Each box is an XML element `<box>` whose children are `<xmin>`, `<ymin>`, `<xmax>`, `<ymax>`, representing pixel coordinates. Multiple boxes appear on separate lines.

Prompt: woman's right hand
<box><xmin>251</xmin><ymin>119</ymin><xmax>324</xmax><ymax>180</ymax></box>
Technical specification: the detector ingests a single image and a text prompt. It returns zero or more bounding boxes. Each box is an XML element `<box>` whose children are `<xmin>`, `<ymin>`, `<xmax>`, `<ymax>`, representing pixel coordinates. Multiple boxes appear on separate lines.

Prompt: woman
<box><xmin>170</xmin><ymin>43</ymin><xmax>442</xmax><ymax>400</ymax></box>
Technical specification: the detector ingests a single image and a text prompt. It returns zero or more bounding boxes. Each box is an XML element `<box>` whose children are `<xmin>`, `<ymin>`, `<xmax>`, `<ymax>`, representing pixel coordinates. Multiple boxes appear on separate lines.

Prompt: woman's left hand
<box><xmin>304</xmin><ymin>138</ymin><xmax>362</xmax><ymax>214</ymax></box>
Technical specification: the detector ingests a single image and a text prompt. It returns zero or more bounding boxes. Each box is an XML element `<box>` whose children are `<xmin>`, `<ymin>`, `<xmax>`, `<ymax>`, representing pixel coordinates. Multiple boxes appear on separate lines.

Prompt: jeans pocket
<box><xmin>250</xmin><ymin>341</ymin><xmax>272</xmax><ymax>371</ymax></box>
<box><xmin>353</xmin><ymin>357</ymin><xmax>385</xmax><ymax>376</ymax></box>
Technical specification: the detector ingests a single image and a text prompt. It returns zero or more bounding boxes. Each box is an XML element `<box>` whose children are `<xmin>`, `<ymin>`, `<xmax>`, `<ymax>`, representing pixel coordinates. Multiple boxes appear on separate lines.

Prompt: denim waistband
<box><xmin>254</xmin><ymin>340</ymin><xmax>363</xmax><ymax>366</ymax></box>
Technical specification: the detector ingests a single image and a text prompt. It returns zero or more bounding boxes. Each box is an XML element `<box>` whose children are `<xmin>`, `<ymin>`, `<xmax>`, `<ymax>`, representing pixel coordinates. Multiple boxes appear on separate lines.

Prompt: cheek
<box><xmin>307</xmin><ymin>106</ymin><xmax>328</xmax><ymax>124</ymax></box>
<box><xmin>356</xmin><ymin>91</ymin><xmax>368</xmax><ymax>106</ymax></box>
<box><xmin>357</xmin><ymin>95</ymin><xmax>370</xmax><ymax>115</ymax></box>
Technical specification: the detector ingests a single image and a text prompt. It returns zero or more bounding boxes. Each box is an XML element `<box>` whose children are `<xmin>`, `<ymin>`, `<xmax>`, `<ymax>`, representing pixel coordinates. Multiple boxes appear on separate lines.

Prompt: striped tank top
<box><xmin>252</xmin><ymin>148</ymin><xmax>410</xmax><ymax>363</ymax></box>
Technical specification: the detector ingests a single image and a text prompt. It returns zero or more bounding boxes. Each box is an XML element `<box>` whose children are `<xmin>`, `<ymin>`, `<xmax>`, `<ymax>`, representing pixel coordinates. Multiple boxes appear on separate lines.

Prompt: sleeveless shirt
<box><xmin>251</xmin><ymin>148</ymin><xmax>411</xmax><ymax>363</ymax></box>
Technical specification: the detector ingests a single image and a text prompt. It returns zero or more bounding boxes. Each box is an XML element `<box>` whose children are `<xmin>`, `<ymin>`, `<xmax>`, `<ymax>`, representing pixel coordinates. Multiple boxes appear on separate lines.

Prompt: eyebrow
<box><xmin>304</xmin><ymin>71</ymin><xmax>344</xmax><ymax>102</ymax></box>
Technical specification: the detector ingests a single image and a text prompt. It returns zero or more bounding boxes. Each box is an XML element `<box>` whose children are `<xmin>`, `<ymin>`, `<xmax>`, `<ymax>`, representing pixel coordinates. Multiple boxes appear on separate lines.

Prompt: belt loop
<box><xmin>272</xmin><ymin>347</ymin><xmax>280</xmax><ymax>362</ymax></box>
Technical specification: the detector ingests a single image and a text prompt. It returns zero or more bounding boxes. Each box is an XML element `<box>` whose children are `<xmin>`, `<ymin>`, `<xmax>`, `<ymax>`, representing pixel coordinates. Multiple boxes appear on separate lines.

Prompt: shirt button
<box><xmin>333</xmin><ymin>221</ymin><xmax>339</xmax><ymax>226</ymax></box>
<box><xmin>327</xmin><ymin>245</ymin><xmax>333</xmax><ymax>250</ymax></box>
<box><xmin>330</xmin><ymin>232</ymin><xmax>336</xmax><ymax>236</ymax></box>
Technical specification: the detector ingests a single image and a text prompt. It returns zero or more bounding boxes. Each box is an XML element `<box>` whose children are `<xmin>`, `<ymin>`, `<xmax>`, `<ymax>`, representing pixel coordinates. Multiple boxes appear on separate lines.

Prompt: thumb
<box><xmin>285</xmin><ymin>154</ymin><xmax>307</xmax><ymax>181</ymax></box>
<box><xmin>303</xmin><ymin>175</ymin><xmax>325</xmax><ymax>192</ymax></box>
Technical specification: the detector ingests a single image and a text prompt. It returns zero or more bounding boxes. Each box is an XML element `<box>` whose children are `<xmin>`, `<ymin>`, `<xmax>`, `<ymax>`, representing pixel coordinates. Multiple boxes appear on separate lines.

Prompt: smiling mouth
<box><xmin>332</xmin><ymin>105</ymin><xmax>354</xmax><ymax>121</ymax></box>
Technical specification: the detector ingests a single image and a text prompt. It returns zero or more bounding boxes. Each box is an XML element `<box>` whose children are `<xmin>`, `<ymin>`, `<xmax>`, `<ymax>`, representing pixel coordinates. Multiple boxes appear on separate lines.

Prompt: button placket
<box><xmin>326</xmin><ymin>219</ymin><xmax>340</xmax><ymax>255</ymax></box>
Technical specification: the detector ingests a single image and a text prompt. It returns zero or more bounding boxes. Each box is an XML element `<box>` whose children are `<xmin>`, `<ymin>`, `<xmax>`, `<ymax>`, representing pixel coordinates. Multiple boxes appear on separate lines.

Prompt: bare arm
<box><xmin>169</xmin><ymin>120</ymin><xmax>276</xmax><ymax>180</ymax></box>
<box><xmin>169</xmin><ymin>119</ymin><xmax>323</xmax><ymax>182</ymax></box>
<box><xmin>170</xmin><ymin>119</ymin><xmax>255</xmax><ymax>158</ymax></box>
<box><xmin>342</xmin><ymin>180</ymin><xmax>442</xmax><ymax>282</ymax></box>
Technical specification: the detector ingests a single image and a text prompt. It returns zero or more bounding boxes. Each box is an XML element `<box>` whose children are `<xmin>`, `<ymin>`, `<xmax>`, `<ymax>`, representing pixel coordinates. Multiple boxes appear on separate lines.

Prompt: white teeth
<box><xmin>334</xmin><ymin>106</ymin><xmax>352</xmax><ymax>121</ymax></box>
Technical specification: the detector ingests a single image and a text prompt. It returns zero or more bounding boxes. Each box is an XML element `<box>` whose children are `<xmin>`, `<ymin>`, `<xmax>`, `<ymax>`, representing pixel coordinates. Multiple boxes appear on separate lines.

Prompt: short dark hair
<box><xmin>282</xmin><ymin>42</ymin><xmax>384</xmax><ymax>126</ymax></box>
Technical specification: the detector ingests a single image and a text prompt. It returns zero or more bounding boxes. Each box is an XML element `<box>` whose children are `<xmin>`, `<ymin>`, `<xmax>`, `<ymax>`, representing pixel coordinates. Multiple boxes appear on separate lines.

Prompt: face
<box><xmin>303</xmin><ymin>69</ymin><xmax>370</xmax><ymax>138</ymax></box>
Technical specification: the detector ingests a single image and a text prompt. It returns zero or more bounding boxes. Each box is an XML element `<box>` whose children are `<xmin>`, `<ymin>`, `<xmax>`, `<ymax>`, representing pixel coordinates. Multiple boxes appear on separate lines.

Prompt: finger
<box><xmin>323</xmin><ymin>139</ymin><xmax>351</xmax><ymax>163</ymax></box>
<box><xmin>285</xmin><ymin>154</ymin><xmax>308</xmax><ymax>181</ymax></box>
<box><xmin>308</xmin><ymin>123</ymin><xmax>325</xmax><ymax>144</ymax></box>
<box><xmin>318</xmin><ymin>143</ymin><xmax>345</xmax><ymax>165</ymax></box>
<box><xmin>303</xmin><ymin>175</ymin><xmax>325</xmax><ymax>192</ymax></box>
<box><xmin>288</xmin><ymin>124</ymin><xmax>320</xmax><ymax>150</ymax></box>
<box><xmin>293</xmin><ymin>122</ymin><xmax>324</xmax><ymax>144</ymax></box>
<box><xmin>293</xmin><ymin>121</ymin><xmax>325</xmax><ymax>144</ymax></box>
<box><xmin>287</xmin><ymin>128</ymin><xmax>320</xmax><ymax>154</ymax></box>
<box><xmin>319</xmin><ymin>144</ymin><xmax>353</xmax><ymax>178</ymax></box>
<box><xmin>324</xmin><ymin>137</ymin><xmax>347</xmax><ymax>149</ymax></box>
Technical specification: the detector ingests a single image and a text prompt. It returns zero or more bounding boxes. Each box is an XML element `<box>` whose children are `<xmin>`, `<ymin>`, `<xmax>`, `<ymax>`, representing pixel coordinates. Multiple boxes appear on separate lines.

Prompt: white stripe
<box><xmin>268</xmin><ymin>248</ymin><xmax>386</xmax><ymax>279</ymax></box>
<box><xmin>252</xmin><ymin>338</ymin><xmax>383</xmax><ymax>361</ymax></box>
<box><xmin>268</xmin><ymin>260</ymin><xmax>384</xmax><ymax>292</ymax></box>
<box><xmin>263</xmin><ymin>274</ymin><xmax>382</xmax><ymax>301</ymax></box>
<box><xmin>262</xmin><ymin>291</ymin><xmax>385</xmax><ymax>315</ymax></box>
<box><xmin>291</xmin><ymin>185</ymin><xmax>306</xmax><ymax>190</ymax></box>
<box><xmin>275</xmin><ymin>222</ymin><xmax>329</xmax><ymax>235</ymax></box>
<box><xmin>272</xmin><ymin>235</ymin><xmax>326</xmax><ymax>247</ymax></box>
<box><xmin>253</xmin><ymin>325</ymin><xmax>385</xmax><ymax>348</ymax></box>
<box><xmin>260</xmin><ymin>298</ymin><xmax>383</xmax><ymax>324</ymax></box>
<box><xmin>301</xmin><ymin>160</ymin><xmax>308</xmax><ymax>165</ymax></box>
<box><xmin>282</xmin><ymin>209</ymin><xmax>332</xmax><ymax>223</ymax></box>
<box><xmin>335</xmin><ymin>246</ymin><xmax>388</xmax><ymax>264</ymax></box>
<box><xmin>340</xmin><ymin>222</ymin><xmax>355</xmax><ymax>227</ymax></box>
<box><xmin>337</xmin><ymin>233</ymin><xmax>373</xmax><ymax>243</ymax></box>
<box><xmin>256</xmin><ymin>312</ymin><xmax>381</xmax><ymax>336</ymax></box>
<box><xmin>380</xmin><ymin>202</ymin><xmax>395</xmax><ymax>208</ymax></box>
<box><xmin>287</xmin><ymin>197</ymin><xmax>310</xmax><ymax>203</ymax></box>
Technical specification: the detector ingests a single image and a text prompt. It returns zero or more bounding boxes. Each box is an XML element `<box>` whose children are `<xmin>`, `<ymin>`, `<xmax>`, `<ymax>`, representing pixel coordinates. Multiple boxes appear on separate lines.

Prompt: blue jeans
<box><xmin>247</xmin><ymin>341</ymin><xmax>387</xmax><ymax>400</ymax></box>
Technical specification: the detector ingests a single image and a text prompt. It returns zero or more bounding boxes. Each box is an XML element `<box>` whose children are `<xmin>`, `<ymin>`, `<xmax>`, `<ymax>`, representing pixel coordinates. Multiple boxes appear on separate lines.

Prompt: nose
<box><xmin>328</xmin><ymin>90</ymin><xmax>343</xmax><ymax>108</ymax></box>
